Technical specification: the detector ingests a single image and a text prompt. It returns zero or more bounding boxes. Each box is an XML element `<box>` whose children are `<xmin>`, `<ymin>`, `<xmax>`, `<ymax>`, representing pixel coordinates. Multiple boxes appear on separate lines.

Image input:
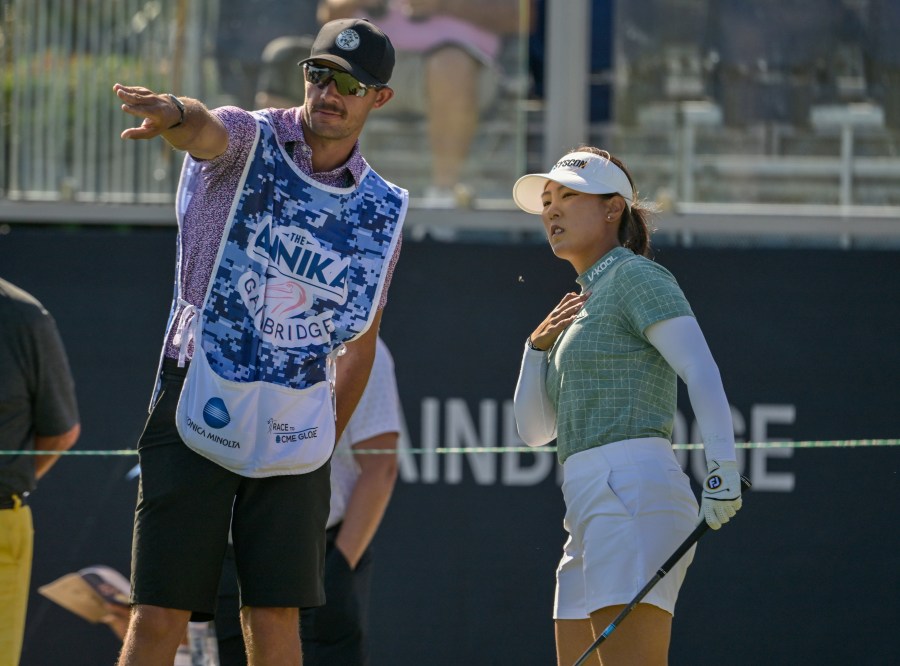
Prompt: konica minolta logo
<box><xmin>202</xmin><ymin>397</ymin><xmax>231</xmax><ymax>429</ymax></box>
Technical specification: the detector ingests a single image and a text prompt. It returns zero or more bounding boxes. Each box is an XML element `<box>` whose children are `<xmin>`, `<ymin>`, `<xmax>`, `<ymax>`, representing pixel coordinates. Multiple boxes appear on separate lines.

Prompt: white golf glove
<box><xmin>701</xmin><ymin>460</ymin><xmax>742</xmax><ymax>530</ymax></box>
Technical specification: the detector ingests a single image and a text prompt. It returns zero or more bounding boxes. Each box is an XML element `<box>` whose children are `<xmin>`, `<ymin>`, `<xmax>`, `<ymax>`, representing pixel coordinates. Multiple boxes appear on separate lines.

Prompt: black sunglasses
<box><xmin>302</xmin><ymin>63</ymin><xmax>380</xmax><ymax>98</ymax></box>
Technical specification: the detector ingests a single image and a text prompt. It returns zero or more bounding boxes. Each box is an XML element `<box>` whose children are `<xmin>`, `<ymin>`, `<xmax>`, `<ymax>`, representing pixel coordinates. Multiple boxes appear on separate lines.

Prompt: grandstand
<box><xmin>1</xmin><ymin>0</ymin><xmax>899</xmax><ymax>247</ymax></box>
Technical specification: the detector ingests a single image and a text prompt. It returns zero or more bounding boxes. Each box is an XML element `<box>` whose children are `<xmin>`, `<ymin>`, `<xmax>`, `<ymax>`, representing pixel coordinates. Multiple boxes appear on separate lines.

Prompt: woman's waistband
<box><xmin>564</xmin><ymin>437</ymin><xmax>674</xmax><ymax>471</ymax></box>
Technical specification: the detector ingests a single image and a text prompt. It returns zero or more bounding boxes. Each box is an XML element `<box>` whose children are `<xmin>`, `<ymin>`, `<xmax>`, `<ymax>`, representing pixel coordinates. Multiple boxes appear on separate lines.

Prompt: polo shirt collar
<box><xmin>278</xmin><ymin>107</ymin><xmax>367</xmax><ymax>188</ymax></box>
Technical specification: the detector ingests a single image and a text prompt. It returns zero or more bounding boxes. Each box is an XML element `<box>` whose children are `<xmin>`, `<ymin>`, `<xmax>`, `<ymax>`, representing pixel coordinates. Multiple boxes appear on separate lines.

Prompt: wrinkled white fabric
<box><xmin>513</xmin><ymin>344</ymin><xmax>557</xmax><ymax>446</ymax></box>
<box><xmin>645</xmin><ymin>316</ymin><xmax>736</xmax><ymax>465</ymax></box>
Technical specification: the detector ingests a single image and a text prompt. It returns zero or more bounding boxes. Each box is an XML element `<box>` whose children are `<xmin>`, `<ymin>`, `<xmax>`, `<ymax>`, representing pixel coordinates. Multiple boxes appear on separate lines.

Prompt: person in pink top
<box><xmin>112</xmin><ymin>18</ymin><xmax>404</xmax><ymax>666</ymax></box>
<box><xmin>319</xmin><ymin>0</ymin><xmax>521</xmax><ymax>206</ymax></box>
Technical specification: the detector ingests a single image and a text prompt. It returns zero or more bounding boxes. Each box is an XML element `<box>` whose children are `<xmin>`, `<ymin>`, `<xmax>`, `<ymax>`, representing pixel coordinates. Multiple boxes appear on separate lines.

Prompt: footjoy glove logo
<box><xmin>706</xmin><ymin>474</ymin><xmax>723</xmax><ymax>491</ymax></box>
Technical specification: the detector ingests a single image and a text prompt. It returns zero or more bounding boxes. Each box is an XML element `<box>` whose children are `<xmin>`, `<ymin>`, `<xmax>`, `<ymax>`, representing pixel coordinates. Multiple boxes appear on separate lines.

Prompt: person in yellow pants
<box><xmin>0</xmin><ymin>496</ymin><xmax>33</xmax><ymax>666</ymax></box>
<box><xmin>0</xmin><ymin>278</ymin><xmax>81</xmax><ymax>666</ymax></box>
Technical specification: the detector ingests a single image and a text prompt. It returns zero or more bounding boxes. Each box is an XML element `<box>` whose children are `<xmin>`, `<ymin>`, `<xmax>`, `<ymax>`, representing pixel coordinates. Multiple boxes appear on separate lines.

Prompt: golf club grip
<box><xmin>571</xmin><ymin>475</ymin><xmax>752</xmax><ymax>666</ymax></box>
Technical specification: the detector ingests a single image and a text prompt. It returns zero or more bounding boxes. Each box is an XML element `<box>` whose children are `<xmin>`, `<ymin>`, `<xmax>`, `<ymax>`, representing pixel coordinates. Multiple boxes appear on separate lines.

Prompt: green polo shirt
<box><xmin>546</xmin><ymin>247</ymin><xmax>694</xmax><ymax>463</ymax></box>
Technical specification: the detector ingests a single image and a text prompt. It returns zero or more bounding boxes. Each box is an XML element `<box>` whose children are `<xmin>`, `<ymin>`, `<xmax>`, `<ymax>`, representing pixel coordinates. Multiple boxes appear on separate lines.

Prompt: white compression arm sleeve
<box><xmin>513</xmin><ymin>345</ymin><xmax>558</xmax><ymax>446</ymax></box>
<box><xmin>645</xmin><ymin>316</ymin><xmax>736</xmax><ymax>463</ymax></box>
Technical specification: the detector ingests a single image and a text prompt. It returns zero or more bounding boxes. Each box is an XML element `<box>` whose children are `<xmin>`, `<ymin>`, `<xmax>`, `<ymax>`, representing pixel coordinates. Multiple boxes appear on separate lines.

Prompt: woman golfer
<box><xmin>512</xmin><ymin>147</ymin><xmax>742</xmax><ymax>665</ymax></box>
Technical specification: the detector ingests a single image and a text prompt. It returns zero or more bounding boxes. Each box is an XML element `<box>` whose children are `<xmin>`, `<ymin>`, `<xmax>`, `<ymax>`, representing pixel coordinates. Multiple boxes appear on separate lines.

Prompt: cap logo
<box><xmin>554</xmin><ymin>158</ymin><xmax>588</xmax><ymax>170</ymax></box>
<box><xmin>335</xmin><ymin>29</ymin><xmax>361</xmax><ymax>51</ymax></box>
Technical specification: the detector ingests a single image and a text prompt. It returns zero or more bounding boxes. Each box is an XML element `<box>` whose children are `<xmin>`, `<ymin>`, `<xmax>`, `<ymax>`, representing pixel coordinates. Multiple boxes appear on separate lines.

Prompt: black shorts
<box><xmin>130</xmin><ymin>359</ymin><xmax>331</xmax><ymax>621</ymax></box>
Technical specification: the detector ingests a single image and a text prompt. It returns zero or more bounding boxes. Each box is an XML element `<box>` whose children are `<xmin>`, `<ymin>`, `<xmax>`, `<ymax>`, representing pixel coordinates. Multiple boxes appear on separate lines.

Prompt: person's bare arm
<box><xmin>403</xmin><ymin>0</ymin><xmax>524</xmax><ymax>34</ymax></box>
<box><xmin>334</xmin><ymin>309</ymin><xmax>382</xmax><ymax>440</ymax></box>
<box><xmin>318</xmin><ymin>0</ymin><xmax>384</xmax><ymax>23</ymax></box>
<box><xmin>100</xmin><ymin>603</ymin><xmax>131</xmax><ymax>642</ymax></box>
<box><xmin>334</xmin><ymin>431</ymin><xmax>399</xmax><ymax>568</ymax></box>
<box><xmin>114</xmin><ymin>83</ymin><xmax>228</xmax><ymax>160</ymax></box>
<box><xmin>34</xmin><ymin>423</ymin><xmax>80</xmax><ymax>479</ymax></box>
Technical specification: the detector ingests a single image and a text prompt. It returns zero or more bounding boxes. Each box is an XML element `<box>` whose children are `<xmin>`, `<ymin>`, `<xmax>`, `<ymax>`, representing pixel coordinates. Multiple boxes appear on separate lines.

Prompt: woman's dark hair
<box><xmin>575</xmin><ymin>146</ymin><xmax>654</xmax><ymax>257</ymax></box>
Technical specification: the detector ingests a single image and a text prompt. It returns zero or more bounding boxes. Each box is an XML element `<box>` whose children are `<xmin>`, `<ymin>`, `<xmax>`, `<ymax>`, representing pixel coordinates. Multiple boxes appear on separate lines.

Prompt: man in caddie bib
<box><xmin>113</xmin><ymin>18</ymin><xmax>405</xmax><ymax>666</ymax></box>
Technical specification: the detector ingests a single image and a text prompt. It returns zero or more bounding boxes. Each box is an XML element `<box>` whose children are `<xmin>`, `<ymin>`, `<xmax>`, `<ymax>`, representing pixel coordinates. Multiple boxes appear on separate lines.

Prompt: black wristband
<box><xmin>526</xmin><ymin>337</ymin><xmax>545</xmax><ymax>352</ymax></box>
<box><xmin>166</xmin><ymin>93</ymin><xmax>185</xmax><ymax>129</ymax></box>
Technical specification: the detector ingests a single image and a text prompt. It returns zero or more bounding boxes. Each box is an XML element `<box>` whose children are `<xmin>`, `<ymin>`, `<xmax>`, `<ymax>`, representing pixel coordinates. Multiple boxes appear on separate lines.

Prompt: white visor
<box><xmin>512</xmin><ymin>151</ymin><xmax>634</xmax><ymax>214</ymax></box>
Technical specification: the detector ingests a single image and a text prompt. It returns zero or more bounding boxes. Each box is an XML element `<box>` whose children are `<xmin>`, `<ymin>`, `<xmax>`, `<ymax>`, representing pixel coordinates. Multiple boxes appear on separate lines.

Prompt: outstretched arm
<box><xmin>114</xmin><ymin>83</ymin><xmax>228</xmax><ymax>160</ymax></box>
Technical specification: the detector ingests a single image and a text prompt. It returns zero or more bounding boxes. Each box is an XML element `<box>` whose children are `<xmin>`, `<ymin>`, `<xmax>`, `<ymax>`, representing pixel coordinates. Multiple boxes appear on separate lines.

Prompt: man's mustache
<box><xmin>312</xmin><ymin>104</ymin><xmax>344</xmax><ymax>117</ymax></box>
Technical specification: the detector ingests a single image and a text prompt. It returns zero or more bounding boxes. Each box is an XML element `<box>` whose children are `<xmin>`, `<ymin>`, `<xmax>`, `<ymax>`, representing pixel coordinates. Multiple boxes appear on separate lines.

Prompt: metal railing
<box><xmin>3</xmin><ymin>0</ymin><xmax>900</xmax><ymax>222</ymax></box>
<box><xmin>1</xmin><ymin>0</ymin><xmax>219</xmax><ymax>204</ymax></box>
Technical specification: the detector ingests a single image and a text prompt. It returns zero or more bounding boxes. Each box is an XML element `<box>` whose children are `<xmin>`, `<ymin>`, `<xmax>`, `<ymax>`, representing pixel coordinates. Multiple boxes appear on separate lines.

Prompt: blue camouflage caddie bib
<box><xmin>173</xmin><ymin>111</ymin><xmax>406</xmax><ymax>477</ymax></box>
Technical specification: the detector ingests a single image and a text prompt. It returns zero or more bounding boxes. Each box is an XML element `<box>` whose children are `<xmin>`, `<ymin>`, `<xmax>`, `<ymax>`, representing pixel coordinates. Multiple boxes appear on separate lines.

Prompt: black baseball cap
<box><xmin>299</xmin><ymin>19</ymin><xmax>395</xmax><ymax>86</ymax></box>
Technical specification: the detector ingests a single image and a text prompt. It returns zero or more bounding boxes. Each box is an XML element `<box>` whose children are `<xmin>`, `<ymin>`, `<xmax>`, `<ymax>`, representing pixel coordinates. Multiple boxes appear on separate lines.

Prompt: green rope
<box><xmin>3</xmin><ymin>439</ymin><xmax>898</xmax><ymax>456</ymax></box>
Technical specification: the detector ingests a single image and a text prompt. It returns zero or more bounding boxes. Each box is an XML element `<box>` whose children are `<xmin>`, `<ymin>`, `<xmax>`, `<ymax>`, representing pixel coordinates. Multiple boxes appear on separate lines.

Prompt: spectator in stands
<box><xmin>710</xmin><ymin>0</ymin><xmax>843</xmax><ymax>127</ymax></box>
<box><xmin>866</xmin><ymin>0</ymin><xmax>900</xmax><ymax>129</ymax></box>
<box><xmin>215</xmin><ymin>0</ymin><xmax>319</xmax><ymax>107</ymax></box>
<box><xmin>527</xmin><ymin>1</ymin><xmax>612</xmax><ymax>122</ymax></box>
<box><xmin>615</xmin><ymin>0</ymin><xmax>713</xmax><ymax>122</ymax></box>
<box><xmin>254</xmin><ymin>35</ymin><xmax>317</xmax><ymax>110</ymax></box>
<box><xmin>318</xmin><ymin>0</ymin><xmax>521</xmax><ymax>207</ymax></box>
<box><xmin>527</xmin><ymin>0</ymin><xmax>546</xmax><ymax>100</ymax></box>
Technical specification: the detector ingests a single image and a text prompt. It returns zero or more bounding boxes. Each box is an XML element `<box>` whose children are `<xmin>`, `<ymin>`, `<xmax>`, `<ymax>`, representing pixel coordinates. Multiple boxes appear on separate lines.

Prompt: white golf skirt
<box><xmin>554</xmin><ymin>437</ymin><xmax>700</xmax><ymax>620</ymax></box>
